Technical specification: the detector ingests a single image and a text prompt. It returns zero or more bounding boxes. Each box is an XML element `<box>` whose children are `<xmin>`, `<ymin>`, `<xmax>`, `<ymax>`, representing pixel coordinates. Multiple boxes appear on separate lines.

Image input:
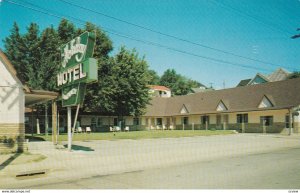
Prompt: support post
<box><xmin>192</xmin><ymin>123</ymin><xmax>194</xmax><ymax>131</ymax></box>
<box><xmin>242</xmin><ymin>122</ymin><xmax>245</xmax><ymax>133</ymax></box>
<box><xmin>37</xmin><ymin>118</ymin><xmax>40</xmax><ymax>134</ymax></box>
<box><xmin>52</xmin><ymin>100</ymin><xmax>57</xmax><ymax>145</ymax></box>
<box><xmin>263</xmin><ymin>120</ymin><xmax>266</xmax><ymax>134</ymax></box>
<box><xmin>67</xmin><ymin>106</ymin><xmax>72</xmax><ymax>151</ymax></box>
<box><xmin>45</xmin><ymin>104</ymin><xmax>48</xmax><ymax>136</ymax></box>
<box><xmin>289</xmin><ymin>109</ymin><xmax>293</xmax><ymax>136</ymax></box>
<box><xmin>205</xmin><ymin>121</ymin><xmax>208</xmax><ymax>131</ymax></box>
<box><xmin>72</xmin><ymin>105</ymin><xmax>80</xmax><ymax>137</ymax></box>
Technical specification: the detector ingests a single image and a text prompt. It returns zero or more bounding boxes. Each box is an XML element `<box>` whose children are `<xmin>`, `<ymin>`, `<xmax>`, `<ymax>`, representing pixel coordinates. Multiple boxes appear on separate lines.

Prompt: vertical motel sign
<box><xmin>57</xmin><ymin>31</ymin><xmax>98</xmax><ymax>106</ymax></box>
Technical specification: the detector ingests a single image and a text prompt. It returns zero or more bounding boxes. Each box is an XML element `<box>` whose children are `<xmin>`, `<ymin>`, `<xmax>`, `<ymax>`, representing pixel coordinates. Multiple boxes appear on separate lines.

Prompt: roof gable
<box><xmin>216</xmin><ymin>100</ymin><xmax>228</xmax><ymax>111</ymax></box>
<box><xmin>248</xmin><ymin>73</ymin><xmax>269</xmax><ymax>85</ymax></box>
<box><xmin>180</xmin><ymin>104</ymin><xmax>189</xmax><ymax>114</ymax></box>
<box><xmin>258</xmin><ymin>95</ymin><xmax>274</xmax><ymax>108</ymax></box>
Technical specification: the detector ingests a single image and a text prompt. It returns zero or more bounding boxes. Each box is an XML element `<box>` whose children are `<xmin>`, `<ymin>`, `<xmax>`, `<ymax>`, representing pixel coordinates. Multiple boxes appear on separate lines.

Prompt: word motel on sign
<box><xmin>57</xmin><ymin>63</ymin><xmax>86</xmax><ymax>86</ymax></box>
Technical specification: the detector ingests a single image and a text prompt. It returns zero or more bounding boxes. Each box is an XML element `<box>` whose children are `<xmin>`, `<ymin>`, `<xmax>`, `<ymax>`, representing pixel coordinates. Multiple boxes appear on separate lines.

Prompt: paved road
<box><xmin>32</xmin><ymin>146</ymin><xmax>300</xmax><ymax>189</ymax></box>
<box><xmin>1</xmin><ymin>134</ymin><xmax>300</xmax><ymax>189</ymax></box>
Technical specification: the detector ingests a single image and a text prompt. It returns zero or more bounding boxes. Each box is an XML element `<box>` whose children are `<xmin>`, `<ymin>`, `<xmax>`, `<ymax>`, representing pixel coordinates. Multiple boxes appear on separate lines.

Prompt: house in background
<box><xmin>236</xmin><ymin>68</ymin><xmax>291</xmax><ymax>87</ymax></box>
<box><xmin>148</xmin><ymin>85</ymin><xmax>171</xmax><ymax>98</ymax></box>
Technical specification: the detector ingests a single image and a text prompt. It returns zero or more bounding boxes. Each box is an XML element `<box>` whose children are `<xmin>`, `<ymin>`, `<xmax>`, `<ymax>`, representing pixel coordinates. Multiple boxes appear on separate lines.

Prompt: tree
<box><xmin>288</xmin><ymin>71</ymin><xmax>300</xmax><ymax>79</ymax></box>
<box><xmin>291</xmin><ymin>28</ymin><xmax>300</xmax><ymax>39</ymax></box>
<box><xmin>37</xmin><ymin>26</ymin><xmax>60</xmax><ymax>90</ymax></box>
<box><xmin>147</xmin><ymin>69</ymin><xmax>160</xmax><ymax>85</ymax></box>
<box><xmin>84</xmin><ymin>47</ymin><xmax>151</xmax><ymax>118</ymax></box>
<box><xmin>160</xmin><ymin>69</ymin><xmax>202</xmax><ymax>95</ymax></box>
<box><xmin>3</xmin><ymin>22</ymin><xmax>27</xmax><ymax>82</ymax></box>
<box><xmin>57</xmin><ymin>19</ymin><xmax>76</xmax><ymax>44</ymax></box>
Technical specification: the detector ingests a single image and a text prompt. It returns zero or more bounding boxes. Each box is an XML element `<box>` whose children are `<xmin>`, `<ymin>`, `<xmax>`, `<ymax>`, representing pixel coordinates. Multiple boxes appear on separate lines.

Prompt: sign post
<box><xmin>57</xmin><ymin>31</ymin><xmax>98</xmax><ymax>151</ymax></box>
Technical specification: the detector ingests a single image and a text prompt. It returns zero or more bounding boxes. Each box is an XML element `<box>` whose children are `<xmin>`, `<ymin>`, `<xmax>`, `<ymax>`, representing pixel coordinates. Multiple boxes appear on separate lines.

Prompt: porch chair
<box><xmin>110</xmin><ymin>126</ymin><xmax>114</xmax><ymax>132</ymax></box>
<box><xmin>125</xmin><ymin>126</ymin><xmax>129</xmax><ymax>132</ymax></box>
<box><xmin>78</xmin><ymin>127</ymin><xmax>82</xmax><ymax>133</ymax></box>
<box><xmin>86</xmin><ymin>127</ymin><xmax>91</xmax><ymax>133</ymax></box>
<box><xmin>115</xmin><ymin>126</ymin><xmax>121</xmax><ymax>132</ymax></box>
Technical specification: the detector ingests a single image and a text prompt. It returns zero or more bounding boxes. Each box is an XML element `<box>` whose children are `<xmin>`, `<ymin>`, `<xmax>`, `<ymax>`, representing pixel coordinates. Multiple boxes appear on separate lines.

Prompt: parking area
<box><xmin>1</xmin><ymin>133</ymin><xmax>300</xmax><ymax>188</ymax></box>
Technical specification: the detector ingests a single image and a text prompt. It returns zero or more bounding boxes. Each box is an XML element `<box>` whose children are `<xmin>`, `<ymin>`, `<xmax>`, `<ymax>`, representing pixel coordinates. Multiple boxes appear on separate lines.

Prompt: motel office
<box><xmin>77</xmin><ymin>78</ymin><xmax>300</xmax><ymax>134</ymax></box>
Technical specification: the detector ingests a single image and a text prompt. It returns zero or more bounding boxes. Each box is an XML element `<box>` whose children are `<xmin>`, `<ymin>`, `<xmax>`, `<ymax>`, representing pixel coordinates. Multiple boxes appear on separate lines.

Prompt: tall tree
<box><xmin>160</xmin><ymin>69</ymin><xmax>202</xmax><ymax>95</ymax></box>
<box><xmin>57</xmin><ymin>19</ymin><xmax>76</xmax><ymax>44</ymax></box>
<box><xmin>84</xmin><ymin>47</ymin><xmax>151</xmax><ymax>117</ymax></box>
<box><xmin>38</xmin><ymin>26</ymin><xmax>60</xmax><ymax>90</ymax></box>
<box><xmin>147</xmin><ymin>69</ymin><xmax>160</xmax><ymax>85</ymax></box>
<box><xmin>3</xmin><ymin>22</ymin><xmax>27</xmax><ymax>82</ymax></box>
<box><xmin>23</xmin><ymin>23</ymin><xmax>42</xmax><ymax>88</ymax></box>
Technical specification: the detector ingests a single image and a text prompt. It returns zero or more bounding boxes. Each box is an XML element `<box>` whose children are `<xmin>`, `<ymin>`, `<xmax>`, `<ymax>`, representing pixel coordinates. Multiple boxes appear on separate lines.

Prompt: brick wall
<box><xmin>0</xmin><ymin>123</ymin><xmax>26</xmax><ymax>153</ymax></box>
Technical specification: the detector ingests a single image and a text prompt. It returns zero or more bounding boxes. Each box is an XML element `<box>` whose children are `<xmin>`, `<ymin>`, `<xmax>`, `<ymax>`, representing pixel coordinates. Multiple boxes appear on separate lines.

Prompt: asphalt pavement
<box><xmin>1</xmin><ymin>133</ymin><xmax>300</xmax><ymax>189</ymax></box>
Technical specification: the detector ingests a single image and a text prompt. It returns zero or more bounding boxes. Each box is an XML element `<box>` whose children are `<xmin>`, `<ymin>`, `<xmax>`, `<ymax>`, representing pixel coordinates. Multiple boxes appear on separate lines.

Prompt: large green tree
<box><xmin>3</xmin><ymin>22</ymin><xmax>27</xmax><ymax>82</ymax></box>
<box><xmin>84</xmin><ymin>47</ymin><xmax>151</xmax><ymax>117</ymax></box>
<box><xmin>160</xmin><ymin>69</ymin><xmax>202</xmax><ymax>95</ymax></box>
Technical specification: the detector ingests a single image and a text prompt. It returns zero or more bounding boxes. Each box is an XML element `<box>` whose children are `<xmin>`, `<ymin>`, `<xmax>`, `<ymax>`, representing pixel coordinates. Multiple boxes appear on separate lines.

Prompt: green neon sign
<box><xmin>58</xmin><ymin>31</ymin><xmax>98</xmax><ymax>107</ymax></box>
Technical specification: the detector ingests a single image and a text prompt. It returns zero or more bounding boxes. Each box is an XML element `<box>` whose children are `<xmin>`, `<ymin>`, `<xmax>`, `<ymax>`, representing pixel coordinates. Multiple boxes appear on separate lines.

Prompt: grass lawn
<box><xmin>26</xmin><ymin>130</ymin><xmax>236</xmax><ymax>142</ymax></box>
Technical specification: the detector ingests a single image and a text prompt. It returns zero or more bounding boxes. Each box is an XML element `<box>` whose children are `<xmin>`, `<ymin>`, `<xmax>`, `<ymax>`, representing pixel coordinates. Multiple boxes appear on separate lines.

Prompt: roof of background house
<box><xmin>236</xmin><ymin>68</ymin><xmax>291</xmax><ymax>87</ymax></box>
<box><xmin>267</xmin><ymin>68</ymin><xmax>290</xmax><ymax>82</ymax></box>
<box><xmin>144</xmin><ymin>77</ymin><xmax>300</xmax><ymax>117</ymax></box>
<box><xmin>236</xmin><ymin>79</ymin><xmax>252</xmax><ymax>87</ymax></box>
<box><xmin>148</xmin><ymin>85</ymin><xmax>171</xmax><ymax>91</ymax></box>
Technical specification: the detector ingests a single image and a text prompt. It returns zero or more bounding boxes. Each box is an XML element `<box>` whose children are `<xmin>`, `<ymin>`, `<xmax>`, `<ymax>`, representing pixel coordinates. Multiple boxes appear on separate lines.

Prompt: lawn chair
<box><xmin>125</xmin><ymin>126</ymin><xmax>129</xmax><ymax>132</ymax></box>
<box><xmin>169</xmin><ymin>125</ymin><xmax>174</xmax><ymax>130</ymax></box>
<box><xmin>86</xmin><ymin>127</ymin><xmax>91</xmax><ymax>134</ymax></box>
<box><xmin>110</xmin><ymin>126</ymin><xmax>116</xmax><ymax>132</ymax></box>
<box><xmin>162</xmin><ymin>125</ymin><xmax>166</xmax><ymax>130</ymax></box>
<box><xmin>78</xmin><ymin>127</ymin><xmax>82</xmax><ymax>133</ymax></box>
<box><xmin>115</xmin><ymin>126</ymin><xmax>121</xmax><ymax>132</ymax></box>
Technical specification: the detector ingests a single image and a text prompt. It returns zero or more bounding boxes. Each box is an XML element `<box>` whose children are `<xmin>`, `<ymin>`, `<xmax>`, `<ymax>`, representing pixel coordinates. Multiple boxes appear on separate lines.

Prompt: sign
<box><xmin>57</xmin><ymin>31</ymin><xmax>98</xmax><ymax>107</ymax></box>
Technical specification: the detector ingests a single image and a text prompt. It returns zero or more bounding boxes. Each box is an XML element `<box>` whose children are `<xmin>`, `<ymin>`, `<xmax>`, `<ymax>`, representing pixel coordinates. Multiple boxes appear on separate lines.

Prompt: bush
<box><xmin>0</xmin><ymin>136</ymin><xmax>16</xmax><ymax>147</ymax></box>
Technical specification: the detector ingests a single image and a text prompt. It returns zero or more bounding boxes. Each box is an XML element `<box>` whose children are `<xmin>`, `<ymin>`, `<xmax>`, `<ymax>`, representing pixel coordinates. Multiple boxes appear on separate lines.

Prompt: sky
<box><xmin>0</xmin><ymin>0</ymin><xmax>300</xmax><ymax>89</ymax></box>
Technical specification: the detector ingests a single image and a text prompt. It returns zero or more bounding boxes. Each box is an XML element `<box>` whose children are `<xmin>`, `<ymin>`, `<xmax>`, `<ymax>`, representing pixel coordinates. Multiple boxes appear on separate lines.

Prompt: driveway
<box><xmin>1</xmin><ymin>133</ymin><xmax>300</xmax><ymax>189</ymax></box>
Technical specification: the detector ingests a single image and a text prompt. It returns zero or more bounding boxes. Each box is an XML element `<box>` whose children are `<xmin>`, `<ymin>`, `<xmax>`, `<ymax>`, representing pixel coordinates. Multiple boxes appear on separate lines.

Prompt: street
<box><xmin>1</xmin><ymin>134</ymin><xmax>300</xmax><ymax>189</ymax></box>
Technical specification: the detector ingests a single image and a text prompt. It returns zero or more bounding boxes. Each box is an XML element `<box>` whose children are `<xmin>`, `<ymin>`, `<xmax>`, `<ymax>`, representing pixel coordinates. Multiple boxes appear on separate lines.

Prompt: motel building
<box><xmin>1</xmin><ymin>48</ymin><xmax>300</xmax><ymax>153</ymax></box>
<box><xmin>78</xmin><ymin>75</ymin><xmax>300</xmax><ymax>134</ymax></box>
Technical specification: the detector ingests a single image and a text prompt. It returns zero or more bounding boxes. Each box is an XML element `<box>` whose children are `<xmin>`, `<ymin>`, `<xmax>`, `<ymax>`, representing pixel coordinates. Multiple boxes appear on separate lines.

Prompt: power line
<box><xmin>2</xmin><ymin>0</ymin><xmax>275</xmax><ymax>73</ymax></box>
<box><xmin>212</xmin><ymin>0</ymin><xmax>293</xmax><ymax>36</ymax></box>
<box><xmin>55</xmin><ymin>0</ymin><xmax>297</xmax><ymax>71</ymax></box>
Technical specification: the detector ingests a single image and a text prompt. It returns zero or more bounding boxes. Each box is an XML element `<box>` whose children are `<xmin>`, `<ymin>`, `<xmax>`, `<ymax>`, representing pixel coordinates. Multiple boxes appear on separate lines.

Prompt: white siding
<box><xmin>0</xmin><ymin>59</ymin><xmax>24</xmax><ymax>124</ymax></box>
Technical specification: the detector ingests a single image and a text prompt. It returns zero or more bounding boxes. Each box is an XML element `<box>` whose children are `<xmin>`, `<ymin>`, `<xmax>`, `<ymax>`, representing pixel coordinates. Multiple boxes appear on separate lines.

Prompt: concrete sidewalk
<box><xmin>0</xmin><ymin>133</ymin><xmax>300</xmax><ymax>189</ymax></box>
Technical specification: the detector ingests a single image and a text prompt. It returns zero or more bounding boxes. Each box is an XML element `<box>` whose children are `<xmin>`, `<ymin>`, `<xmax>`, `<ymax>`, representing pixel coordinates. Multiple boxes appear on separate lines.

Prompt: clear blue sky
<box><xmin>1</xmin><ymin>0</ymin><xmax>300</xmax><ymax>89</ymax></box>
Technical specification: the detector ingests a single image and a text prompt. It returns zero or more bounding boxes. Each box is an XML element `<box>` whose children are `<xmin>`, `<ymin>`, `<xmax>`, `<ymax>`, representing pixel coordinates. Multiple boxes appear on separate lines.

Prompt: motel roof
<box><xmin>145</xmin><ymin>77</ymin><xmax>300</xmax><ymax>116</ymax></box>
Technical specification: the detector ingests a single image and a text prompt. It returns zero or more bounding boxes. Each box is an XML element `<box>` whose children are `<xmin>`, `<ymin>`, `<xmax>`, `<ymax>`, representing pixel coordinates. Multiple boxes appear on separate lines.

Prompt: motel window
<box><xmin>182</xmin><ymin>117</ymin><xmax>189</xmax><ymax>125</ymax></box>
<box><xmin>260</xmin><ymin>116</ymin><xmax>273</xmax><ymax>126</ymax></box>
<box><xmin>91</xmin><ymin>117</ymin><xmax>97</xmax><ymax>128</ymax></box>
<box><xmin>113</xmin><ymin>118</ymin><xmax>118</xmax><ymax>126</ymax></box>
<box><xmin>97</xmin><ymin>117</ymin><xmax>103</xmax><ymax>127</ymax></box>
<box><xmin>237</xmin><ymin>114</ymin><xmax>248</xmax><ymax>123</ymax></box>
<box><xmin>201</xmin><ymin>115</ymin><xmax>209</xmax><ymax>125</ymax></box>
<box><xmin>156</xmin><ymin>118</ymin><xmax>162</xmax><ymax>126</ymax></box>
<box><xmin>133</xmin><ymin>118</ymin><xmax>140</xmax><ymax>125</ymax></box>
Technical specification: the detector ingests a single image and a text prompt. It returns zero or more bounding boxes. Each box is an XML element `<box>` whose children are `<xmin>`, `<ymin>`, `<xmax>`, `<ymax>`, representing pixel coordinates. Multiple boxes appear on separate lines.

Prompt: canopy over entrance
<box><xmin>25</xmin><ymin>89</ymin><xmax>58</xmax><ymax>107</ymax></box>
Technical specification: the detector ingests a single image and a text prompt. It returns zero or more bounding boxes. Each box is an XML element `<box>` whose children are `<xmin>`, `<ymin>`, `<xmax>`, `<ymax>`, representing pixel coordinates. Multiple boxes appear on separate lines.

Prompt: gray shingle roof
<box><xmin>144</xmin><ymin>78</ymin><xmax>300</xmax><ymax>116</ymax></box>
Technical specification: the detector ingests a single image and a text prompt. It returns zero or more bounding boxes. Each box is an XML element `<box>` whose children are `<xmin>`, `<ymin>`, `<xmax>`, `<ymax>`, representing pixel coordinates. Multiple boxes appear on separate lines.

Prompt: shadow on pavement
<box><xmin>0</xmin><ymin>153</ymin><xmax>21</xmax><ymax>171</ymax></box>
<box><xmin>63</xmin><ymin>144</ymin><xmax>94</xmax><ymax>151</ymax></box>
